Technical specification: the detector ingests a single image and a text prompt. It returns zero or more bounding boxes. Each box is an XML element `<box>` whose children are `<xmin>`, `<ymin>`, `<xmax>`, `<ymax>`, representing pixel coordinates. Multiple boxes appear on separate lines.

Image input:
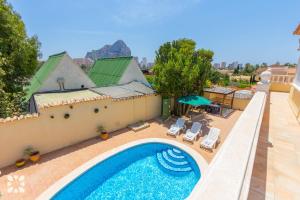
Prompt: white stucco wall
<box><xmin>294</xmin><ymin>57</ymin><xmax>300</xmax><ymax>89</ymax></box>
<box><xmin>190</xmin><ymin>92</ymin><xmax>266</xmax><ymax>200</ymax></box>
<box><xmin>119</xmin><ymin>59</ymin><xmax>150</xmax><ymax>86</ymax></box>
<box><xmin>38</xmin><ymin>54</ymin><xmax>96</xmax><ymax>92</ymax></box>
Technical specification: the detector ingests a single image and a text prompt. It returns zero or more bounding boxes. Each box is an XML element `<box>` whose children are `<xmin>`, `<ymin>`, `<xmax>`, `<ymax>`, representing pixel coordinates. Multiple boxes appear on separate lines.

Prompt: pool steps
<box><xmin>162</xmin><ymin>151</ymin><xmax>188</xmax><ymax>166</ymax></box>
<box><xmin>167</xmin><ymin>149</ymin><xmax>185</xmax><ymax>159</ymax></box>
<box><xmin>156</xmin><ymin>148</ymin><xmax>192</xmax><ymax>174</ymax></box>
<box><xmin>172</xmin><ymin>148</ymin><xmax>182</xmax><ymax>155</ymax></box>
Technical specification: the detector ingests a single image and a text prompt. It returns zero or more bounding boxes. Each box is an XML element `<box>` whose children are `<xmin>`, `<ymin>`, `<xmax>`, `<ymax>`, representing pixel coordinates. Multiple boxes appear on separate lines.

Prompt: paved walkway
<box><xmin>249</xmin><ymin>92</ymin><xmax>300</xmax><ymax>200</ymax></box>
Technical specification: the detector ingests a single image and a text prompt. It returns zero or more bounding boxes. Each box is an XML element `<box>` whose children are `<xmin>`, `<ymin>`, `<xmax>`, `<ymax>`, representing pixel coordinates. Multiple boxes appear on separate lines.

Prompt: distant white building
<box><xmin>228</xmin><ymin>61</ymin><xmax>239</xmax><ymax>69</ymax></box>
<box><xmin>233</xmin><ymin>61</ymin><xmax>239</xmax><ymax>69</ymax></box>
<box><xmin>140</xmin><ymin>57</ymin><xmax>147</xmax><ymax>70</ymax></box>
<box><xmin>73</xmin><ymin>58</ymin><xmax>94</xmax><ymax>67</ymax></box>
<box><xmin>221</xmin><ymin>62</ymin><xmax>226</xmax><ymax>69</ymax></box>
<box><xmin>73</xmin><ymin>58</ymin><xmax>94</xmax><ymax>72</ymax></box>
<box><xmin>133</xmin><ymin>56</ymin><xmax>139</xmax><ymax>64</ymax></box>
<box><xmin>147</xmin><ymin>62</ymin><xmax>154</xmax><ymax>69</ymax></box>
<box><xmin>213</xmin><ymin>63</ymin><xmax>221</xmax><ymax>69</ymax></box>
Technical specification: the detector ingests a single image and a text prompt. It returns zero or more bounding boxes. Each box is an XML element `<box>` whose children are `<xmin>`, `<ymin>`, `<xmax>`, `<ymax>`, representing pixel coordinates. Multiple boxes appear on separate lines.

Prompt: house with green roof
<box><xmin>26</xmin><ymin>52</ymin><xmax>95</xmax><ymax>101</ymax></box>
<box><xmin>88</xmin><ymin>57</ymin><xmax>149</xmax><ymax>87</ymax></box>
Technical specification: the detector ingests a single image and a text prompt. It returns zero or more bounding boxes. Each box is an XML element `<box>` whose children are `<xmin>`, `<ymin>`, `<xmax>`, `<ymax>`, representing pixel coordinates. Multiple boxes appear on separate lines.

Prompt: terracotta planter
<box><xmin>29</xmin><ymin>151</ymin><xmax>40</xmax><ymax>162</ymax></box>
<box><xmin>15</xmin><ymin>159</ymin><xmax>26</xmax><ymax>168</ymax></box>
<box><xmin>100</xmin><ymin>131</ymin><xmax>109</xmax><ymax>140</ymax></box>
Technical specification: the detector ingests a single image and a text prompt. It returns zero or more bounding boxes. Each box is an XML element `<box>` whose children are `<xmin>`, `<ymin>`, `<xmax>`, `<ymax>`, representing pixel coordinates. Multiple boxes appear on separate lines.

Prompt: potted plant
<box><xmin>97</xmin><ymin>126</ymin><xmax>109</xmax><ymax>140</ymax></box>
<box><xmin>15</xmin><ymin>158</ymin><xmax>26</xmax><ymax>168</ymax></box>
<box><xmin>24</xmin><ymin>147</ymin><xmax>40</xmax><ymax>162</ymax></box>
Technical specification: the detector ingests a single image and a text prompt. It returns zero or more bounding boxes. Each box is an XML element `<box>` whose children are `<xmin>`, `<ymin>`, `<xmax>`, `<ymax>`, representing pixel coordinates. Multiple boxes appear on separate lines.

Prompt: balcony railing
<box><xmin>189</xmin><ymin>92</ymin><xmax>267</xmax><ymax>200</ymax></box>
<box><xmin>271</xmin><ymin>75</ymin><xmax>294</xmax><ymax>84</ymax></box>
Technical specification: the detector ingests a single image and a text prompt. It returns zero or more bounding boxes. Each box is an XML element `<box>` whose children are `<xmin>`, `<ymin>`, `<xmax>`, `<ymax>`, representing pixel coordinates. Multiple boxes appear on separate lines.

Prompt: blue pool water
<box><xmin>52</xmin><ymin>143</ymin><xmax>200</xmax><ymax>200</ymax></box>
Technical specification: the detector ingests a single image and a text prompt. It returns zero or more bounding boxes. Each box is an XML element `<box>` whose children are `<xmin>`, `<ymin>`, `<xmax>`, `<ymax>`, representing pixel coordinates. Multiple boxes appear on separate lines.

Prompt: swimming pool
<box><xmin>39</xmin><ymin>139</ymin><xmax>206</xmax><ymax>200</ymax></box>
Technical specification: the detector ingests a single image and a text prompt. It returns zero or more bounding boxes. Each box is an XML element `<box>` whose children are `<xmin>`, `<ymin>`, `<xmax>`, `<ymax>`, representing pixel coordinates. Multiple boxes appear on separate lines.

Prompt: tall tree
<box><xmin>243</xmin><ymin>63</ymin><xmax>255</xmax><ymax>75</ymax></box>
<box><xmin>233</xmin><ymin>65</ymin><xmax>240</xmax><ymax>75</ymax></box>
<box><xmin>209</xmin><ymin>69</ymin><xmax>223</xmax><ymax>84</ymax></box>
<box><xmin>153</xmin><ymin>39</ymin><xmax>213</xmax><ymax>113</ymax></box>
<box><xmin>0</xmin><ymin>0</ymin><xmax>40</xmax><ymax>117</ymax></box>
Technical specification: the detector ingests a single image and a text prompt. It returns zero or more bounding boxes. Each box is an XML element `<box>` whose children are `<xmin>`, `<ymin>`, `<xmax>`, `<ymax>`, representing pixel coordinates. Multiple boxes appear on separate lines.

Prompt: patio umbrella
<box><xmin>177</xmin><ymin>95</ymin><xmax>212</xmax><ymax>106</ymax></box>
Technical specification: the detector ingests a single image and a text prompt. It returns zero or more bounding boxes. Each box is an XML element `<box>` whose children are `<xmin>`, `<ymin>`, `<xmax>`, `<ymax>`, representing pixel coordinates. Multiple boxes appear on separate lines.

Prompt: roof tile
<box><xmin>25</xmin><ymin>52</ymin><xmax>66</xmax><ymax>100</ymax></box>
<box><xmin>88</xmin><ymin>57</ymin><xmax>132</xmax><ymax>87</ymax></box>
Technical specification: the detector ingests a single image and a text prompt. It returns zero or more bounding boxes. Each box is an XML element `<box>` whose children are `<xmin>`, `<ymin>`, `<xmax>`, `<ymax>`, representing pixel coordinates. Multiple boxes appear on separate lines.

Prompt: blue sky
<box><xmin>7</xmin><ymin>0</ymin><xmax>300</xmax><ymax>64</ymax></box>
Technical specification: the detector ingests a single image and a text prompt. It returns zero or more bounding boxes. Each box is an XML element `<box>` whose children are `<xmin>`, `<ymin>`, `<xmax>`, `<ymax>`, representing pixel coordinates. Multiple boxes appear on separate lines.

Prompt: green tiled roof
<box><xmin>25</xmin><ymin>52</ymin><xmax>65</xmax><ymax>101</ymax></box>
<box><xmin>88</xmin><ymin>57</ymin><xmax>132</xmax><ymax>87</ymax></box>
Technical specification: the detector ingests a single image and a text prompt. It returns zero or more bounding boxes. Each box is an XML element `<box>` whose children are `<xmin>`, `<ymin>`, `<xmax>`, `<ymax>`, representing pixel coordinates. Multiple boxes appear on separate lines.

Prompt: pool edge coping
<box><xmin>37</xmin><ymin>138</ymin><xmax>208</xmax><ymax>200</ymax></box>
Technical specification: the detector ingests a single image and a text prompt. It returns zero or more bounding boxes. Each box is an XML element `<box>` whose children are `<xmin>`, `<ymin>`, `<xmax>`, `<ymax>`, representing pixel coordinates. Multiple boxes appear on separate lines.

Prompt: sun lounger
<box><xmin>200</xmin><ymin>127</ymin><xmax>220</xmax><ymax>150</ymax></box>
<box><xmin>183</xmin><ymin>122</ymin><xmax>202</xmax><ymax>142</ymax></box>
<box><xmin>167</xmin><ymin>118</ymin><xmax>186</xmax><ymax>136</ymax></box>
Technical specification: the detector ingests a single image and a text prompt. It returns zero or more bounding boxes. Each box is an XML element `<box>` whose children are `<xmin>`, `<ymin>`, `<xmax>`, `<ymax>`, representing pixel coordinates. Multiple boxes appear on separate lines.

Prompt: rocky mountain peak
<box><xmin>85</xmin><ymin>40</ymin><xmax>131</xmax><ymax>60</ymax></box>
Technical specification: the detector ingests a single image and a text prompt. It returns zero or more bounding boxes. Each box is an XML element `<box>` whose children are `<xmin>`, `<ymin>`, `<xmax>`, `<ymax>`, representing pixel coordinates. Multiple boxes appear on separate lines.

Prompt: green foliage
<box><xmin>219</xmin><ymin>74</ymin><xmax>230</xmax><ymax>86</ymax></box>
<box><xmin>204</xmin><ymin>79</ymin><xmax>212</xmax><ymax>88</ymax></box>
<box><xmin>233</xmin><ymin>68</ymin><xmax>239</xmax><ymax>75</ymax></box>
<box><xmin>233</xmin><ymin>66</ymin><xmax>240</xmax><ymax>75</ymax></box>
<box><xmin>284</xmin><ymin>63</ymin><xmax>297</xmax><ymax>68</ymax></box>
<box><xmin>23</xmin><ymin>146</ymin><xmax>36</xmax><ymax>156</ymax></box>
<box><xmin>249</xmin><ymin>74</ymin><xmax>256</xmax><ymax>84</ymax></box>
<box><xmin>242</xmin><ymin>84</ymin><xmax>250</xmax><ymax>88</ymax></box>
<box><xmin>207</xmin><ymin>69</ymin><xmax>234</xmax><ymax>87</ymax></box>
<box><xmin>238</xmin><ymin>82</ymin><xmax>250</xmax><ymax>88</ymax></box>
<box><xmin>153</xmin><ymin>39</ymin><xmax>214</xmax><ymax>98</ymax></box>
<box><xmin>145</xmin><ymin>74</ymin><xmax>154</xmax><ymax>85</ymax></box>
<box><xmin>229</xmin><ymin>79</ymin><xmax>253</xmax><ymax>89</ymax></box>
<box><xmin>208</xmin><ymin>69</ymin><xmax>222</xmax><ymax>84</ymax></box>
<box><xmin>97</xmin><ymin>125</ymin><xmax>106</xmax><ymax>133</ymax></box>
<box><xmin>0</xmin><ymin>0</ymin><xmax>40</xmax><ymax>118</ymax></box>
<box><xmin>243</xmin><ymin>63</ymin><xmax>255</xmax><ymax>75</ymax></box>
<box><xmin>0</xmin><ymin>91</ymin><xmax>27</xmax><ymax>117</ymax></box>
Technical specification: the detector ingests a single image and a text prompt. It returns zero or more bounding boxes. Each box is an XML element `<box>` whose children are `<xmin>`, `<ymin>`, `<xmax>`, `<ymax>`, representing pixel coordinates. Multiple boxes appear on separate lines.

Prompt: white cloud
<box><xmin>112</xmin><ymin>0</ymin><xmax>201</xmax><ymax>26</ymax></box>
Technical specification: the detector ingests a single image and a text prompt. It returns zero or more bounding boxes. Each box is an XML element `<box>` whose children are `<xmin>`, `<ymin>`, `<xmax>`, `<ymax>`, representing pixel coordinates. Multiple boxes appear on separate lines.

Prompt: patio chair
<box><xmin>200</xmin><ymin>127</ymin><xmax>220</xmax><ymax>150</ymax></box>
<box><xmin>183</xmin><ymin>122</ymin><xmax>202</xmax><ymax>142</ymax></box>
<box><xmin>167</xmin><ymin>118</ymin><xmax>186</xmax><ymax>136</ymax></box>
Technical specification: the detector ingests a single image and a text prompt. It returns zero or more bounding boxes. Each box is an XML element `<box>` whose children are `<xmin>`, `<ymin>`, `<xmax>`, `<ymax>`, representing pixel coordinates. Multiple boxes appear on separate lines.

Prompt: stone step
<box><xmin>162</xmin><ymin>151</ymin><xmax>189</xmax><ymax>167</ymax></box>
<box><xmin>156</xmin><ymin>153</ymin><xmax>192</xmax><ymax>173</ymax></box>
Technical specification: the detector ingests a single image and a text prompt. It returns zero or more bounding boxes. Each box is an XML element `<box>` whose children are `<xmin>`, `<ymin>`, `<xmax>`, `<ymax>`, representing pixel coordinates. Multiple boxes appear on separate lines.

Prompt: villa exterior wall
<box><xmin>203</xmin><ymin>91</ymin><xmax>221</xmax><ymax>100</ymax></box>
<box><xmin>204</xmin><ymin>91</ymin><xmax>251</xmax><ymax>110</ymax></box>
<box><xmin>270</xmin><ymin>82</ymin><xmax>291</xmax><ymax>92</ymax></box>
<box><xmin>232</xmin><ymin>98</ymin><xmax>251</xmax><ymax>111</ymax></box>
<box><xmin>288</xmin><ymin>55</ymin><xmax>300</xmax><ymax>121</ymax></box>
<box><xmin>289</xmin><ymin>85</ymin><xmax>300</xmax><ymax>121</ymax></box>
<box><xmin>0</xmin><ymin>95</ymin><xmax>161</xmax><ymax>168</ymax></box>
